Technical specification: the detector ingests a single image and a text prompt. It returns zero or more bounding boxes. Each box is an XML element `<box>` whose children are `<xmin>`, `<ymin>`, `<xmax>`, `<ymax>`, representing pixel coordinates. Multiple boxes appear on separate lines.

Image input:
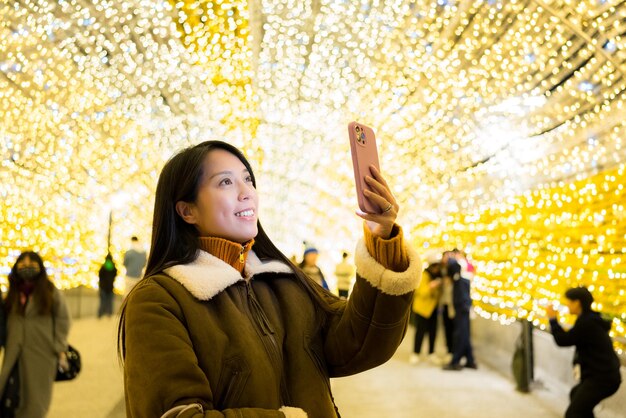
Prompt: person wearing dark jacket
<box><xmin>98</xmin><ymin>253</ymin><xmax>118</xmax><ymax>318</ymax></box>
<box><xmin>443</xmin><ymin>250</ymin><xmax>476</xmax><ymax>370</ymax></box>
<box><xmin>547</xmin><ymin>286</ymin><xmax>622</xmax><ymax>418</ymax></box>
<box><xmin>118</xmin><ymin>140</ymin><xmax>421</xmax><ymax>418</ymax></box>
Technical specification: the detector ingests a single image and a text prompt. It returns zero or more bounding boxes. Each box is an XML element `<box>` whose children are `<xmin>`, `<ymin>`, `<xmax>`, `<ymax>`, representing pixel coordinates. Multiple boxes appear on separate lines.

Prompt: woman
<box><xmin>0</xmin><ymin>251</ymin><xmax>71</xmax><ymax>417</ymax></box>
<box><xmin>118</xmin><ymin>140</ymin><xmax>421</xmax><ymax>417</ymax></box>
<box><xmin>410</xmin><ymin>254</ymin><xmax>442</xmax><ymax>365</ymax></box>
<box><xmin>547</xmin><ymin>286</ymin><xmax>622</xmax><ymax>418</ymax></box>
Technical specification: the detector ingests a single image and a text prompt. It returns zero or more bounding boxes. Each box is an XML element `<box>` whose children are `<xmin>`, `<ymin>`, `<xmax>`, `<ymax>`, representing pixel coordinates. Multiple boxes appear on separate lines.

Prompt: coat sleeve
<box><xmin>123</xmin><ymin>279</ymin><xmax>303</xmax><ymax>418</ymax></box>
<box><xmin>321</xmin><ymin>225</ymin><xmax>422</xmax><ymax>377</ymax></box>
<box><xmin>550</xmin><ymin>317</ymin><xmax>585</xmax><ymax>347</ymax></box>
<box><xmin>52</xmin><ymin>287</ymin><xmax>71</xmax><ymax>353</ymax></box>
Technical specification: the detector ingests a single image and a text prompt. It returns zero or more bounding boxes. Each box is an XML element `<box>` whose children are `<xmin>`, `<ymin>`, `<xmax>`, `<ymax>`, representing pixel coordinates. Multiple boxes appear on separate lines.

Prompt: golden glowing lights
<box><xmin>0</xmin><ymin>0</ymin><xmax>257</xmax><ymax>289</ymax></box>
<box><xmin>1</xmin><ymin>0</ymin><xmax>626</xmax><ymax>351</ymax></box>
<box><xmin>414</xmin><ymin>164</ymin><xmax>626</xmax><ymax>353</ymax></box>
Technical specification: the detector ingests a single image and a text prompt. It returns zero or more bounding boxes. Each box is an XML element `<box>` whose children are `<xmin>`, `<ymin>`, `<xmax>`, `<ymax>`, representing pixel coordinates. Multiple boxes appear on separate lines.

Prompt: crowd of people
<box><xmin>409</xmin><ymin>249</ymin><xmax>476</xmax><ymax>370</ymax></box>
<box><xmin>96</xmin><ymin>236</ymin><xmax>148</xmax><ymax>319</ymax></box>
<box><xmin>290</xmin><ymin>246</ymin><xmax>356</xmax><ymax>299</ymax></box>
<box><xmin>409</xmin><ymin>248</ymin><xmax>622</xmax><ymax>416</ymax></box>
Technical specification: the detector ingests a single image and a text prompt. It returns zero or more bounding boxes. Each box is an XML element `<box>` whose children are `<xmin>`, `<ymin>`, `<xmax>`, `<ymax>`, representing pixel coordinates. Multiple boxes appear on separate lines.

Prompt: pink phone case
<box><xmin>348</xmin><ymin>121</ymin><xmax>381</xmax><ymax>214</ymax></box>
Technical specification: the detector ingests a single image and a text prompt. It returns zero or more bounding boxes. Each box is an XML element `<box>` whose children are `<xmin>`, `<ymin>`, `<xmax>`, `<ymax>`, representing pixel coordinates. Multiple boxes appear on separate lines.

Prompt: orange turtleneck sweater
<box><xmin>197</xmin><ymin>222</ymin><xmax>409</xmax><ymax>277</ymax></box>
<box><xmin>198</xmin><ymin>237</ymin><xmax>255</xmax><ymax>274</ymax></box>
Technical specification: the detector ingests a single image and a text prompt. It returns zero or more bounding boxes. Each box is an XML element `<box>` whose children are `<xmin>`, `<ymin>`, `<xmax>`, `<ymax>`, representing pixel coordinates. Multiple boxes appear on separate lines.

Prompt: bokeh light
<box><xmin>1</xmin><ymin>0</ymin><xmax>625</xmax><ymax>351</ymax></box>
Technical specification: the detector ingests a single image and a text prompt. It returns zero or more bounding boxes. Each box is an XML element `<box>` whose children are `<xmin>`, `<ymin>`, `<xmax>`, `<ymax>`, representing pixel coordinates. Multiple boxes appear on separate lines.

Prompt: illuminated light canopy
<box><xmin>1</xmin><ymin>0</ymin><xmax>626</xmax><ymax>351</ymax></box>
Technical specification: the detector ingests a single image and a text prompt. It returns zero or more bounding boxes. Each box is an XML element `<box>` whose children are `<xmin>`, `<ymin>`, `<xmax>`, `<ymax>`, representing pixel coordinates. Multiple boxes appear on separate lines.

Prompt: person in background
<box><xmin>334</xmin><ymin>251</ymin><xmax>355</xmax><ymax>298</ymax></box>
<box><xmin>439</xmin><ymin>267</ymin><xmax>455</xmax><ymax>362</ymax></box>
<box><xmin>442</xmin><ymin>249</ymin><xmax>477</xmax><ymax>370</ymax></box>
<box><xmin>118</xmin><ymin>140</ymin><xmax>421</xmax><ymax>417</ymax></box>
<box><xmin>123</xmin><ymin>236</ymin><xmax>147</xmax><ymax>297</ymax></box>
<box><xmin>98</xmin><ymin>253</ymin><xmax>118</xmax><ymax>318</ymax></box>
<box><xmin>547</xmin><ymin>286</ymin><xmax>621</xmax><ymax>418</ymax></box>
<box><xmin>299</xmin><ymin>246</ymin><xmax>329</xmax><ymax>290</ymax></box>
<box><xmin>410</xmin><ymin>253</ymin><xmax>442</xmax><ymax>365</ymax></box>
<box><xmin>461</xmin><ymin>250</ymin><xmax>475</xmax><ymax>280</ymax></box>
<box><xmin>0</xmin><ymin>251</ymin><xmax>70</xmax><ymax>417</ymax></box>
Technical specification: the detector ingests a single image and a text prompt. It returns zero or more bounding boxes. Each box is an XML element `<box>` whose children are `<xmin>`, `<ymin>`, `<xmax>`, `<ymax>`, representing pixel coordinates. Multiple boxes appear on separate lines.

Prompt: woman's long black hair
<box><xmin>5</xmin><ymin>251</ymin><xmax>55</xmax><ymax>315</ymax></box>
<box><xmin>118</xmin><ymin>140</ymin><xmax>342</xmax><ymax>361</ymax></box>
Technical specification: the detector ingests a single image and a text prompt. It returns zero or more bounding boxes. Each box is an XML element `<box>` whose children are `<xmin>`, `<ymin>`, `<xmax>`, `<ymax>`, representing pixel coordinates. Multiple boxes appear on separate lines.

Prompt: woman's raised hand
<box><xmin>356</xmin><ymin>165</ymin><xmax>399</xmax><ymax>239</ymax></box>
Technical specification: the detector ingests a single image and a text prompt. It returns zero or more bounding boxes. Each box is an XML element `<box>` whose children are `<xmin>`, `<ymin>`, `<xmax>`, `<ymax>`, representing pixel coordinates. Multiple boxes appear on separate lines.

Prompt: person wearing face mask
<box><xmin>118</xmin><ymin>141</ymin><xmax>422</xmax><ymax>418</ymax></box>
<box><xmin>547</xmin><ymin>286</ymin><xmax>621</xmax><ymax>418</ymax></box>
<box><xmin>0</xmin><ymin>251</ymin><xmax>71</xmax><ymax>418</ymax></box>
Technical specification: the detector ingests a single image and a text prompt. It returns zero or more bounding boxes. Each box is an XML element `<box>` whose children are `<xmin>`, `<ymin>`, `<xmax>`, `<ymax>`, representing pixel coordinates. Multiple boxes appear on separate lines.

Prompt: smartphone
<box><xmin>348</xmin><ymin>121</ymin><xmax>381</xmax><ymax>214</ymax></box>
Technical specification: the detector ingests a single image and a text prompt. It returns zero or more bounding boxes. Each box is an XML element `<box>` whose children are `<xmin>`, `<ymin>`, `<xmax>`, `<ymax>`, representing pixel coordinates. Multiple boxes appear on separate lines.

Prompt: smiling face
<box><xmin>175</xmin><ymin>149</ymin><xmax>259</xmax><ymax>243</ymax></box>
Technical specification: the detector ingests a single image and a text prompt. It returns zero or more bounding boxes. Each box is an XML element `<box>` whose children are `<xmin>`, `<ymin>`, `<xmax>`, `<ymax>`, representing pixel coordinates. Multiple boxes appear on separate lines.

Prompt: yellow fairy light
<box><xmin>0</xmin><ymin>0</ymin><xmax>259</xmax><ymax>288</ymax></box>
<box><xmin>414</xmin><ymin>163</ymin><xmax>626</xmax><ymax>352</ymax></box>
<box><xmin>1</xmin><ymin>0</ymin><xmax>626</xmax><ymax>350</ymax></box>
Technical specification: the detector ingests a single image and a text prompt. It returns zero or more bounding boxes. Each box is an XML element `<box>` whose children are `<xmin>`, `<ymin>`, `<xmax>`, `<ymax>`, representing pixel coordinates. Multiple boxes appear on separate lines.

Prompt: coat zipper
<box><xmin>222</xmin><ymin>369</ymin><xmax>241</xmax><ymax>405</ymax></box>
<box><xmin>239</xmin><ymin>245</ymin><xmax>245</xmax><ymax>265</ymax></box>
<box><xmin>240</xmin><ymin>282</ymin><xmax>291</xmax><ymax>405</ymax></box>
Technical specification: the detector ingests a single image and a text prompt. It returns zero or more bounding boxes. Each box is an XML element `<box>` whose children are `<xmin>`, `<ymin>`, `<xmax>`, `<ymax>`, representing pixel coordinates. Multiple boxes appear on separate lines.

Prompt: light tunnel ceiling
<box><xmin>1</xmin><ymin>0</ymin><xmax>626</xmax><ymax>265</ymax></box>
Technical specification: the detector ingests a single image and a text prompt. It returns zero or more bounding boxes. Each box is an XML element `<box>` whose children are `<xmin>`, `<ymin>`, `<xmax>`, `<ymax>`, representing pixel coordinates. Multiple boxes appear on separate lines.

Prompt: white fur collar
<box><xmin>354</xmin><ymin>238</ymin><xmax>422</xmax><ymax>296</ymax></box>
<box><xmin>163</xmin><ymin>250</ymin><xmax>292</xmax><ymax>301</ymax></box>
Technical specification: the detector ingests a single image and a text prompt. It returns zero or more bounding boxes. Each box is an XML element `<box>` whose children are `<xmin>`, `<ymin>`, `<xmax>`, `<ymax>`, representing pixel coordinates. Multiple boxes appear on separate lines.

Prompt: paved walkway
<box><xmin>331</xmin><ymin>332</ymin><xmax>563</xmax><ymax>418</ymax></box>
<box><xmin>44</xmin><ymin>317</ymin><xmax>612</xmax><ymax>418</ymax></box>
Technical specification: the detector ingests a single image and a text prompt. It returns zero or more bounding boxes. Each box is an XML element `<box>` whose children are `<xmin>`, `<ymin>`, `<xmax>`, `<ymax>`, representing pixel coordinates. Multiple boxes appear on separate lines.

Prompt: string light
<box><xmin>0</xmin><ymin>0</ymin><xmax>256</xmax><ymax>289</ymax></box>
<box><xmin>414</xmin><ymin>164</ymin><xmax>626</xmax><ymax>353</ymax></box>
<box><xmin>1</xmin><ymin>0</ymin><xmax>625</xmax><ymax>350</ymax></box>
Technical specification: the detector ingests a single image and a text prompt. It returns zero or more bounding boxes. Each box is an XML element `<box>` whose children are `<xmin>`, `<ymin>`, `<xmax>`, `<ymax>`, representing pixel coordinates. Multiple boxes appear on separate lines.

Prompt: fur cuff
<box><xmin>279</xmin><ymin>406</ymin><xmax>308</xmax><ymax>418</ymax></box>
<box><xmin>354</xmin><ymin>238</ymin><xmax>422</xmax><ymax>295</ymax></box>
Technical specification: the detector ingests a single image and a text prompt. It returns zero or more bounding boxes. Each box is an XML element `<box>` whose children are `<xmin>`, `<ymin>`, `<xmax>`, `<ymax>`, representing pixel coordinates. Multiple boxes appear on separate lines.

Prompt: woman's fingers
<box><xmin>365</xmin><ymin>176</ymin><xmax>390</xmax><ymax>200</ymax></box>
<box><xmin>365</xmin><ymin>172</ymin><xmax>398</xmax><ymax>212</ymax></box>
<box><xmin>357</xmin><ymin>165</ymin><xmax>399</xmax><ymax>239</ymax></box>
<box><xmin>369</xmin><ymin>165</ymin><xmax>390</xmax><ymax>189</ymax></box>
<box><xmin>357</xmin><ymin>212</ymin><xmax>395</xmax><ymax>224</ymax></box>
<box><xmin>363</xmin><ymin>189</ymin><xmax>391</xmax><ymax>211</ymax></box>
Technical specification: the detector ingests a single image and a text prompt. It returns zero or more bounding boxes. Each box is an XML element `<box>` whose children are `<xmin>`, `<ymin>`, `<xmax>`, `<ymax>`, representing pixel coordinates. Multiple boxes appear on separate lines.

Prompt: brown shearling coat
<box><xmin>122</xmin><ymin>235</ymin><xmax>421</xmax><ymax>418</ymax></box>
